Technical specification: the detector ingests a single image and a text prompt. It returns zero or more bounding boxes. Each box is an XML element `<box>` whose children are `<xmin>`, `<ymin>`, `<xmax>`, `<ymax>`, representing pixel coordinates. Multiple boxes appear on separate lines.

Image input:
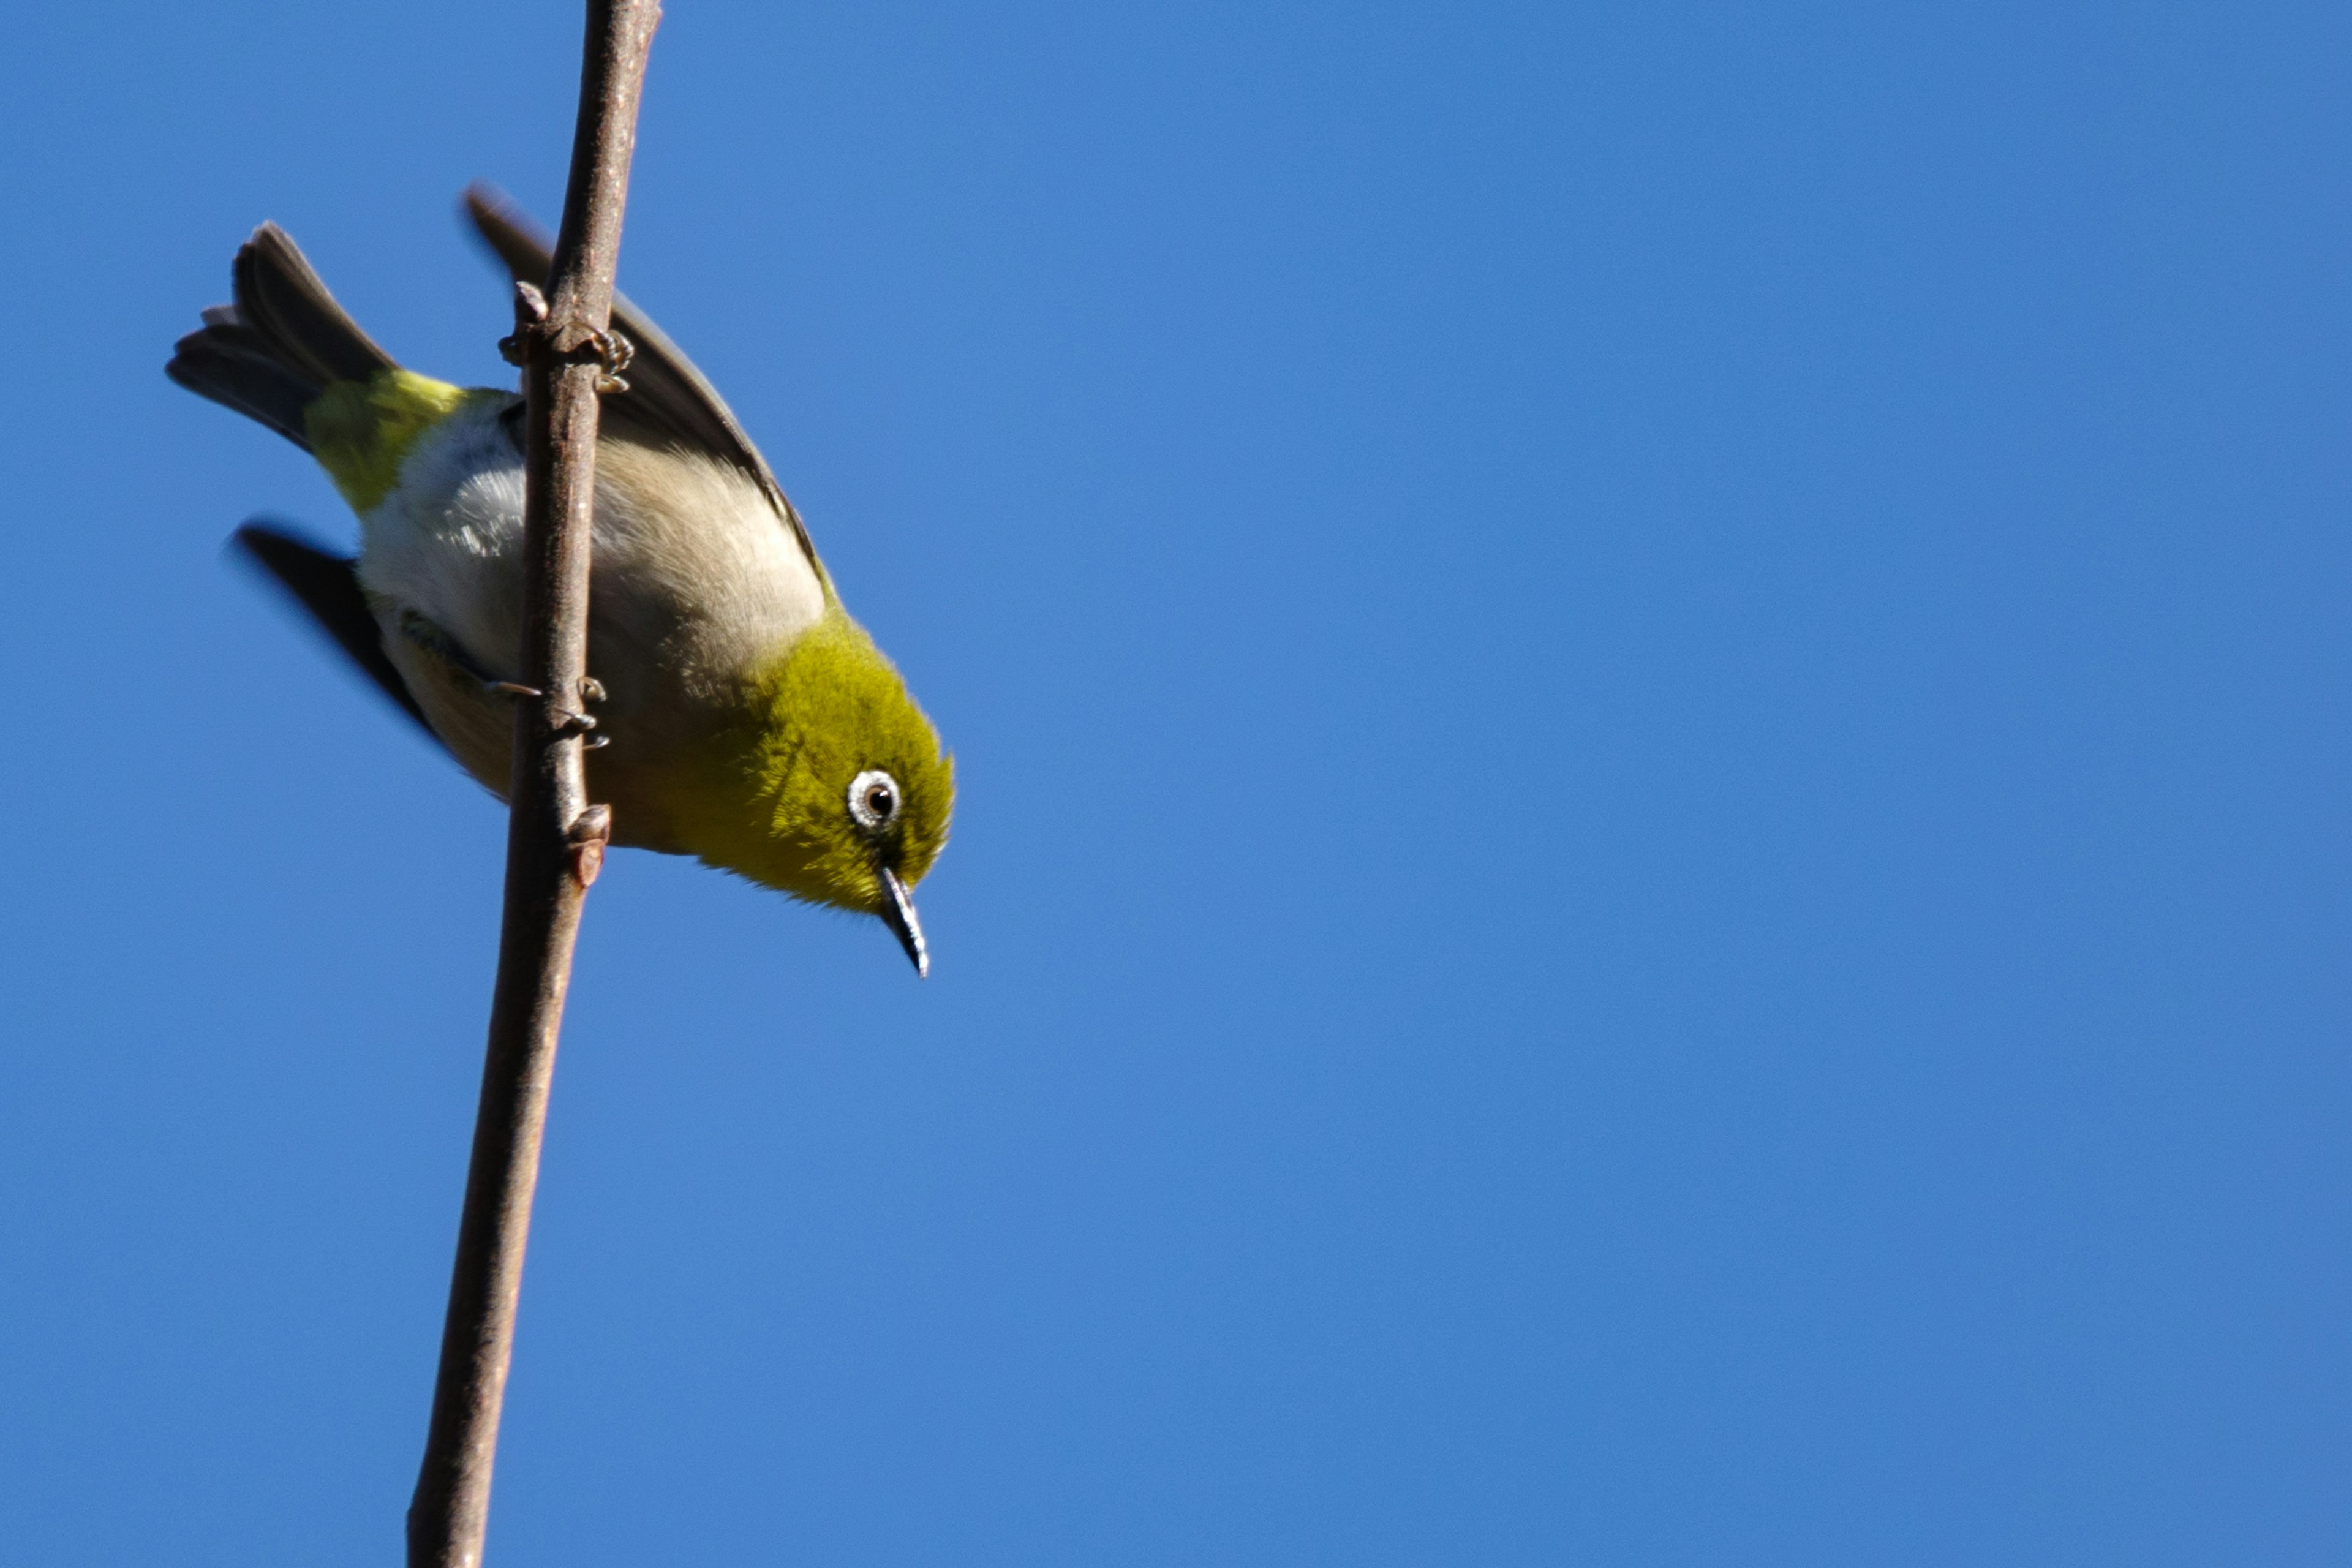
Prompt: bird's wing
<box><xmin>231</xmin><ymin>521</ymin><xmax>439</xmax><ymax>739</ymax></box>
<box><xmin>460</xmin><ymin>184</ymin><xmax>824</xmax><ymax>579</ymax></box>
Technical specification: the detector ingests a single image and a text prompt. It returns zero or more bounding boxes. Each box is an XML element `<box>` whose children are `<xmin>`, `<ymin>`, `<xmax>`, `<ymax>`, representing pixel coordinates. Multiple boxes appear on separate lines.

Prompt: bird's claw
<box><xmin>482</xmin><ymin>674</ymin><xmax>608</xmax><ymax>746</ymax></box>
<box><xmin>496</xmin><ymin>284</ymin><xmax>633</xmax><ymax>393</ymax></box>
<box><xmin>570</xmin><ymin>675</ymin><xmax>609</xmax><ymax>744</ymax></box>
<box><xmin>591</xmin><ymin>328</ymin><xmax>635</xmax><ymax>395</ymax></box>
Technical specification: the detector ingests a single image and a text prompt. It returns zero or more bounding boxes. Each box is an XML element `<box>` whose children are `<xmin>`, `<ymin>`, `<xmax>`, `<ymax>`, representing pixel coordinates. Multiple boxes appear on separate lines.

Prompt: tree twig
<box><xmin>406</xmin><ymin>4</ymin><xmax>660</xmax><ymax>1565</ymax></box>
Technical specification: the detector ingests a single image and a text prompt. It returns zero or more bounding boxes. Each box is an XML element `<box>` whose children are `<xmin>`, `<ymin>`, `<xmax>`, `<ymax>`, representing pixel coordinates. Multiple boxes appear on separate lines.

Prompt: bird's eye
<box><xmin>847</xmin><ymin>768</ymin><xmax>902</xmax><ymax>831</ymax></box>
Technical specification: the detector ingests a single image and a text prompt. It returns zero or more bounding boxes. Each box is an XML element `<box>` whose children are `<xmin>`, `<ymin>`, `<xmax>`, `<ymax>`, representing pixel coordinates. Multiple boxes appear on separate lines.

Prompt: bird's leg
<box><xmin>483</xmin><ymin>677</ymin><xmax>608</xmax><ymax>748</ymax></box>
<box><xmin>485</xmin><ymin>679</ymin><xmax>609</xmax><ymax>750</ymax></box>
<box><xmin>399</xmin><ymin>608</ymin><xmax>609</xmax><ymax>748</ymax></box>
<box><xmin>399</xmin><ymin>609</ymin><xmax>508</xmax><ymax>690</ymax></box>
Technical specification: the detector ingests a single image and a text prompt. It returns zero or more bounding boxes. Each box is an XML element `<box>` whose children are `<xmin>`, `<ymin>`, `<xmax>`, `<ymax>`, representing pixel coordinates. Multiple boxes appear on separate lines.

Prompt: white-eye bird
<box><xmin>168</xmin><ymin>190</ymin><xmax>951</xmax><ymax>974</ymax></box>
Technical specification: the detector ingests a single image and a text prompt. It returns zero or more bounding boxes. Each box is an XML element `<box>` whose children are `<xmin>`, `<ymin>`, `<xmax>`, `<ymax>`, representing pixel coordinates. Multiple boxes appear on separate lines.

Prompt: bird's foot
<box><xmin>591</xmin><ymin>330</ymin><xmax>635</xmax><ymax>394</ymax></box>
<box><xmin>482</xmin><ymin>674</ymin><xmax>609</xmax><ymax>748</ymax></box>
<box><xmin>498</xmin><ymin>282</ymin><xmax>634</xmax><ymax>393</ymax></box>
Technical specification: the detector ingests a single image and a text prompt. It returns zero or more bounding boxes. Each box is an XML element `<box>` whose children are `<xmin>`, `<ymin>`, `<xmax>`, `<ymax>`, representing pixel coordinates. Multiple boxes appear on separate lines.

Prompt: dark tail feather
<box><xmin>166</xmin><ymin>224</ymin><xmax>398</xmax><ymax>447</ymax></box>
<box><xmin>166</xmin><ymin>312</ymin><xmax>319</xmax><ymax>448</ymax></box>
<box><xmin>232</xmin><ymin>224</ymin><xmax>396</xmax><ymax>385</ymax></box>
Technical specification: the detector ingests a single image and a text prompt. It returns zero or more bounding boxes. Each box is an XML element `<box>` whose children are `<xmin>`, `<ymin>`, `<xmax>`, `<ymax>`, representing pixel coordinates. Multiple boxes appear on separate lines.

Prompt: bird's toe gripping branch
<box><xmin>499</xmin><ymin>281</ymin><xmax>636</xmax><ymax>393</ymax></box>
<box><xmin>483</xmin><ymin>674</ymin><xmax>610</xmax><ymax>748</ymax></box>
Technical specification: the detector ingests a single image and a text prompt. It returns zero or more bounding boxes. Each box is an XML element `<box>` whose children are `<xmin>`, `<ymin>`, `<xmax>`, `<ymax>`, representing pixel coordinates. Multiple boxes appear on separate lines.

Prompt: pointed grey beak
<box><xmin>878</xmin><ymin>867</ymin><xmax>929</xmax><ymax>978</ymax></box>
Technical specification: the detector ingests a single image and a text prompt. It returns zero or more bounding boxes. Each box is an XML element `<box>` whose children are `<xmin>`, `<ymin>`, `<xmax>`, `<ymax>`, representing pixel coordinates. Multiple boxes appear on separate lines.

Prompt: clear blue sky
<box><xmin>2</xmin><ymin>1</ymin><xmax>2345</xmax><ymax>1562</ymax></box>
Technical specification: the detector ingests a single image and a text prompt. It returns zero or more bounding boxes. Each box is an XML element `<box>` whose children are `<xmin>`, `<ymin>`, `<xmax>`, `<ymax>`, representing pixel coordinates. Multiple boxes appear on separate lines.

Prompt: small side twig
<box><xmin>405</xmin><ymin>4</ymin><xmax>660</xmax><ymax>1567</ymax></box>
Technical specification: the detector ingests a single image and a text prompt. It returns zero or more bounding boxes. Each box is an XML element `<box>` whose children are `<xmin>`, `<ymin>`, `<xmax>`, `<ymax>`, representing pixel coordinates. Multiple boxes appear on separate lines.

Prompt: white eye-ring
<box><xmin>847</xmin><ymin>769</ymin><xmax>903</xmax><ymax>832</ymax></box>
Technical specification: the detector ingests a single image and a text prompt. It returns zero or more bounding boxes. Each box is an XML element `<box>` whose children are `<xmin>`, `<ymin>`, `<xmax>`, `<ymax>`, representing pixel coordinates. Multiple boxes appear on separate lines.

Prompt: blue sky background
<box><xmin>2</xmin><ymin>1</ymin><xmax>2347</xmax><ymax>1562</ymax></box>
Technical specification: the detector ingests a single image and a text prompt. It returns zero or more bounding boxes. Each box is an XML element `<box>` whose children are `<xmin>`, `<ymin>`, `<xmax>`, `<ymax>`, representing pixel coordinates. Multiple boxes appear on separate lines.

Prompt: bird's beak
<box><xmin>878</xmin><ymin>867</ymin><xmax>929</xmax><ymax>978</ymax></box>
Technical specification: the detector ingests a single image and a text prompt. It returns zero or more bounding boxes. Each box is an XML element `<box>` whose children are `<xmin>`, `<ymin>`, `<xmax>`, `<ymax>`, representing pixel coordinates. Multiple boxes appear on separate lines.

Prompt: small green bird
<box><xmin>168</xmin><ymin>190</ymin><xmax>951</xmax><ymax>974</ymax></box>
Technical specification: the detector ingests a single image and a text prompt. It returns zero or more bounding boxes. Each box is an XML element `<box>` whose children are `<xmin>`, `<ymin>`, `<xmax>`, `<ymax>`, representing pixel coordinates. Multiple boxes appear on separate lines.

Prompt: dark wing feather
<box><xmin>459</xmin><ymin>184</ymin><xmax>823</xmax><ymax>575</ymax></box>
<box><xmin>230</xmin><ymin>521</ymin><xmax>438</xmax><ymax>738</ymax></box>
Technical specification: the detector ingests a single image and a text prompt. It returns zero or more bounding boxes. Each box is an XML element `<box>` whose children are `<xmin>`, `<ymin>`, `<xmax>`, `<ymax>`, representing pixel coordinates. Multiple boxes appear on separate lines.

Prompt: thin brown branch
<box><xmin>406</xmin><ymin>4</ymin><xmax>660</xmax><ymax>1566</ymax></box>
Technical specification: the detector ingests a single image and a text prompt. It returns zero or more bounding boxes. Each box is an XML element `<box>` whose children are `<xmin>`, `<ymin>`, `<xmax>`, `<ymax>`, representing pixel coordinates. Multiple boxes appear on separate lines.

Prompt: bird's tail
<box><xmin>165</xmin><ymin>224</ymin><xmax>400</xmax><ymax>451</ymax></box>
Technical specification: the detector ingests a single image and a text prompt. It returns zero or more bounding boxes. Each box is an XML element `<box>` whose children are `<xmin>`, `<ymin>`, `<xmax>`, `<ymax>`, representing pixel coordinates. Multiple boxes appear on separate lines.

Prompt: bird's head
<box><xmin>701</xmin><ymin>610</ymin><xmax>953</xmax><ymax>974</ymax></box>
